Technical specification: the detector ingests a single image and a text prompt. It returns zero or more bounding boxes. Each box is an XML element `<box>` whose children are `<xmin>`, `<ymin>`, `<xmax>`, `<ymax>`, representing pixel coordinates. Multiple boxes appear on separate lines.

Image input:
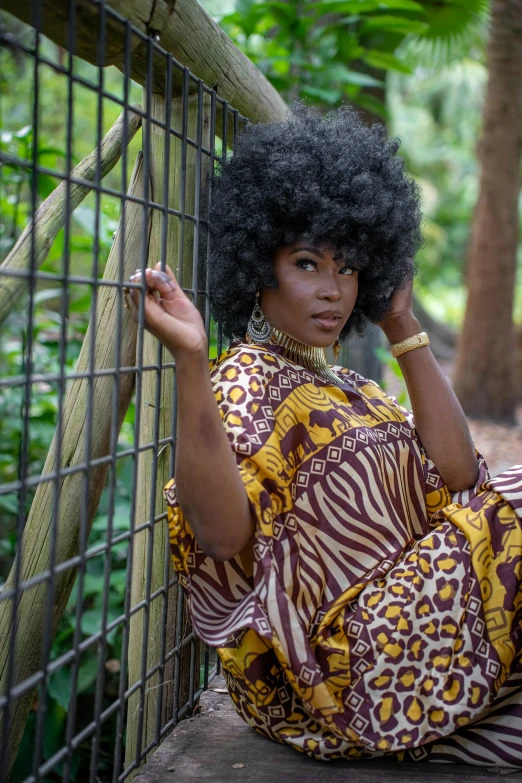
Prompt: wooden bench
<box><xmin>134</xmin><ymin>676</ymin><xmax>516</xmax><ymax>782</ymax></box>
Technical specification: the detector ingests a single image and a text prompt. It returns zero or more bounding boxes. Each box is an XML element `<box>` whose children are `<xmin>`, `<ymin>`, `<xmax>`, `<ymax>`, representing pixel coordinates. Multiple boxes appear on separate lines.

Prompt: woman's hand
<box><xmin>375</xmin><ymin>274</ymin><xmax>416</xmax><ymax>344</ymax></box>
<box><xmin>376</xmin><ymin>275</ymin><xmax>413</xmax><ymax>328</ymax></box>
<box><xmin>125</xmin><ymin>263</ymin><xmax>207</xmax><ymax>359</ymax></box>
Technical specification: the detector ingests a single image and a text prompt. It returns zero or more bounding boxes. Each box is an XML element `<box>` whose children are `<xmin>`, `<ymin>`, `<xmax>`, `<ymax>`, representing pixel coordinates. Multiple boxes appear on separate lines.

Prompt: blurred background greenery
<box><xmin>2</xmin><ymin>0</ymin><xmax>521</xmax><ymax>779</ymax></box>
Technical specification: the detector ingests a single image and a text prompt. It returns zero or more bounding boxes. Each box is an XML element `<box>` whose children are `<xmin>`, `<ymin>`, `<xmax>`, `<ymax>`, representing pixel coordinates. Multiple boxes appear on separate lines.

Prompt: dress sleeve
<box><xmin>380</xmin><ymin>390</ymin><xmax>490</xmax><ymax>521</ymax></box>
<box><xmin>335</xmin><ymin>367</ymin><xmax>490</xmax><ymax>522</ymax></box>
<box><xmin>423</xmin><ymin>450</ymin><xmax>489</xmax><ymax>520</ymax></box>
<box><xmin>163</xmin><ymin>345</ymin><xmax>286</xmax><ymax>646</ymax></box>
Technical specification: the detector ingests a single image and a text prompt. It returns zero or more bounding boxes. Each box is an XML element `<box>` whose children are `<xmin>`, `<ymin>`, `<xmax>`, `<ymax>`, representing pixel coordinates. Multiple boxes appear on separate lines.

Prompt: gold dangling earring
<box><xmin>246</xmin><ymin>291</ymin><xmax>272</xmax><ymax>344</ymax></box>
<box><xmin>333</xmin><ymin>338</ymin><xmax>341</xmax><ymax>362</ymax></box>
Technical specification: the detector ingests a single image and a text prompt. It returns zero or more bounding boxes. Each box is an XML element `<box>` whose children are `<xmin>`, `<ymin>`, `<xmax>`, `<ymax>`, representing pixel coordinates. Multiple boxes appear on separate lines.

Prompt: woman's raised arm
<box><xmin>127</xmin><ymin>265</ymin><xmax>254</xmax><ymax>561</ymax></box>
<box><xmin>377</xmin><ymin>276</ymin><xmax>478</xmax><ymax>493</ymax></box>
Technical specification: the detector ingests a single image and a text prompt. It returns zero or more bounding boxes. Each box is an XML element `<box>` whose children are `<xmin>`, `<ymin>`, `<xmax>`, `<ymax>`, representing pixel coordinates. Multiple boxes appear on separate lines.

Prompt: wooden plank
<box><xmin>136</xmin><ymin>676</ymin><xmax>495</xmax><ymax>782</ymax></box>
<box><xmin>2</xmin><ymin>0</ymin><xmax>287</xmax><ymax>124</ymax></box>
<box><xmin>0</xmin><ymin>152</ymin><xmax>150</xmax><ymax>776</ymax></box>
<box><xmin>0</xmin><ymin>105</ymin><xmax>142</xmax><ymax>326</ymax></box>
<box><xmin>125</xmin><ymin>89</ymin><xmax>210</xmax><ymax>774</ymax></box>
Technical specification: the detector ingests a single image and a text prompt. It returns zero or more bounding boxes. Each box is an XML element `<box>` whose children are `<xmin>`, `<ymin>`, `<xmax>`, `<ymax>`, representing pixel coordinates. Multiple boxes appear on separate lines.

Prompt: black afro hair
<box><xmin>206</xmin><ymin>103</ymin><xmax>422</xmax><ymax>341</ymax></box>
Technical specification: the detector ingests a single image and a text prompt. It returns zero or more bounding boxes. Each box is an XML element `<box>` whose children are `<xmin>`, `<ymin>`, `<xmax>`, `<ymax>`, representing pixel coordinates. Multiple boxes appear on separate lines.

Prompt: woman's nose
<box><xmin>318</xmin><ymin>275</ymin><xmax>342</xmax><ymax>301</ymax></box>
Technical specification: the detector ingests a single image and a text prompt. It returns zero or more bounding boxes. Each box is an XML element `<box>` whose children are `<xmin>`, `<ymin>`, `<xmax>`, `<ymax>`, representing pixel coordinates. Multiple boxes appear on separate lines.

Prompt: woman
<box><xmin>126</xmin><ymin>106</ymin><xmax>522</xmax><ymax>766</ymax></box>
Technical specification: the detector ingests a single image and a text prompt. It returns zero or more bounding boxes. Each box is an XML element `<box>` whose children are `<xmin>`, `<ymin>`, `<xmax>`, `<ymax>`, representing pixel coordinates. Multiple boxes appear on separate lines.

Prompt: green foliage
<box><xmin>215</xmin><ymin>0</ymin><xmax>488</xmax><ymax>114</ymax></box>
<box><xmin>385</xmin><ymin>57</ymin><xmax>518</xmax><ymax>326</ymax></box>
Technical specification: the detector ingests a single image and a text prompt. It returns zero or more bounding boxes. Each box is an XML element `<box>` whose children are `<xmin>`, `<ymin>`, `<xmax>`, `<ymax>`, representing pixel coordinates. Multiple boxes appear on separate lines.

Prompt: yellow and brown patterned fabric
<box><xmin>164</xmin><ymin>341</ymin><xmax>522</xmax><ymax>766</ymax></box>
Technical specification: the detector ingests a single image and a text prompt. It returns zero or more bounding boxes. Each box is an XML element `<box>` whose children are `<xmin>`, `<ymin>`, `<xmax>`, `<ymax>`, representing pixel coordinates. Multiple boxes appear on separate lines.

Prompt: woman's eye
<box><xmin>340</xmin><ymin>267</ymin><xmax>354</xmax><ymax>275</ymax></box>
<box><xmin>296</xmin><ymin>259</ymin><xmax>317</xmax><ymax>271</ymax></box>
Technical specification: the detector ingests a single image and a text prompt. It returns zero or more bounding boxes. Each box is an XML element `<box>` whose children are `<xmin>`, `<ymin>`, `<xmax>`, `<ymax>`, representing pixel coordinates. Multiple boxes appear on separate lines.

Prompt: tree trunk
<box><xmin>453</xmin><ymin>0</ymin><xmax>522</xmax><ymax>423</ymax></box>
<box><xmin>412</xmin><ymin>295</ymin><xmax>456</xmax><ymax>362</ymax></box>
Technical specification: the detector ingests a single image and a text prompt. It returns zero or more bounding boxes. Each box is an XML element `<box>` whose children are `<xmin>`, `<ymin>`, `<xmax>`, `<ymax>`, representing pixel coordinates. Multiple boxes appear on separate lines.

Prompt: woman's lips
<box><xmin>312</xmin><ymin>316</ymin><xmax>340</xmax><ymax>331</ymax></box>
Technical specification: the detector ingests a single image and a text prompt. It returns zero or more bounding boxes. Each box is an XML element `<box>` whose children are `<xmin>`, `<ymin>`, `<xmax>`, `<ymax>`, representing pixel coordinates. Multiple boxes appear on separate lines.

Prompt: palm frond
<box><xmin>397</xmin><ymin>0</ymin><xmax>490</xmax><ymax>69</ymax></box>
<box><xmin>423</xmin><ymin>0</ymin><xmax>489</xmax><ymax>39</ymax></box>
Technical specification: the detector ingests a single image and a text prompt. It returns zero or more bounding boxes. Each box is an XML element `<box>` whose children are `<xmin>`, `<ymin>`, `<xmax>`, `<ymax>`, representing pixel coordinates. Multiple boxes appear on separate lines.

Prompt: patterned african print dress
<box><xmin>164</xmin><ymin>340</ymin><xmax>522</xmax><ymax>766</ymax></box>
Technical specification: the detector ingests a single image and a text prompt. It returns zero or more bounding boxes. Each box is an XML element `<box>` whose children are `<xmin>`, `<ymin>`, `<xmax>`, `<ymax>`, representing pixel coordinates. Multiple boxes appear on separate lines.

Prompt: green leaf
<box><xmin>37</xmin><ymin>146</ymin><xmax>71</xmax><ymax>159</ymax></box>
<box><xmin>307</xmin><ymin>0</ymin><xmax>378</xmax><ymax>13</ymax></box>
<box><xmin>111</xmin><ymin>540</ymin><xmax>129</xmax><ymax>560</ymax></box>
<box><xmin>15</xmin><ymin>125</ymin><xmax>32</xmax><ymax>139</ymax></box>
<box><xmin>110</xmin><ymin>569</ymin><xmax>128</xmax><ymax>596</ymax></box>
<box><xmin>34</xmin><ymin>288</ymin><xmax>63</xmax><ymax>305</ymax></box>
<box><xmin>69</xmin><ymin>292</ymin><xmax>93</xmax><ymax>313</ymax></box>
<box><xmin>48</xmin><ymin>657</ymin><xmax>100</xmax><ymax>710</ymax></box>
<box><xmin>11</xmin><ymin>713</ymin><xmax>36</xmax><ymax>781</ymax></box>
<box><xmin>81</xmin><ymin>607</ymin><xmax>121</xmax><ymax>643</ymax></box>
<box><xmin>362</xmin><ymin>48</ymin><xmax>413</xmax><ymax>74</ymax></box>
<box><xmin>73</xmin><ymin>204</ymin><xmax>99</xmax><ymax>237</ymax></box>
<box><xmin>0</xmin><ymin>493</ymin><xmax>19</xmax><ymax>514</ymax></box>
<box><xmin>53</xmin><ymin>623</ymin><xmax>74</xmax><ymax>647</ymax></box>
<box><xmin>378</xmin><ymin>0</ymin><xmax>424</xmax><ymax>11</ymax></box>
<box><xmin>36</xmin><ymin>173</ymin><xmax>58</xmax><ymax>200</ymax></box>
<box><xmin>352</xmin><ymin>91</ymin><xmax>388</xmax><ymax>120</ymax></box>
<box><xmin>91</xmin><ymin>503</ymin><xmax>131</xmax><ymax>534</ymax></box>
<box><xmin>423</xmin><ymin>4</ymin><xmax>485</xmax><ymax>40</ymax></box>
<box><xmin>255</xmin><ymin>0</ymin><xmax>298</xmax><ymax>17</ymax></box>
<box><xmin>43</xmin><ymin>698</ymin><xmax>66</xmax><ymax>760</ymax></box>
<box><xmin>77</xmin><ymin>655</ymin><xmax>101</xmax><ymax>692</ymax></box>
<box><xmin>329</xmin><ymin>65</ymin><xmax>384</xmax><ymax>87</ymax></box>
<box><xmin>48</xmin><ymin>667</ymin><xmax>70</xmax><ymax>710</ymax></box>
<box><xmin>83</xmin><ymin>572</ymin><xmax>106</xmax><ymax>596</ymax></box>
<box><xmin>301</xmin><ymin>85</ymin><xmax>341</xmax><ymax>104</ymax></box>
<box><xmin>360</xmin><ymin>14</ymin><xmax>429</xmax><ymax>34</ymax></box>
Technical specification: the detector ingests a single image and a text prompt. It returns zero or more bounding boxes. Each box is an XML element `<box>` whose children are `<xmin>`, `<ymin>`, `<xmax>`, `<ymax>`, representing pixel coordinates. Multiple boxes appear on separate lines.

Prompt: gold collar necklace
<box><xmin>246</xmin><ymin>327</ymin><xmax>342</xmax><ymax>386</ymax></box>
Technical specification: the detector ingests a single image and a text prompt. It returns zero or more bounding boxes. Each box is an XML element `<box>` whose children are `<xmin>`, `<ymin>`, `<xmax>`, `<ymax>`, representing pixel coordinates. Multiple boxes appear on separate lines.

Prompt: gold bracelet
<box><xmin>390</xmin><ymin>331</ymin><xmax>430</xmax><ymax>358</ymax></box>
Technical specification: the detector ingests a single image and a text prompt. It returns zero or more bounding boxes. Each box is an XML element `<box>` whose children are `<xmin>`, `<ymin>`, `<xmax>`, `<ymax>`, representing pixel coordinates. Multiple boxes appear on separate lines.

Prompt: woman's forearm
<box><xmin>173</xmin><ymin>349</ymin><xmax>255</xmax><ymax>561</ymax></box>
<box><xmin>382</xmin><ymin>314</ymin><xmax>478</xmax><ymax>492</ymax></box>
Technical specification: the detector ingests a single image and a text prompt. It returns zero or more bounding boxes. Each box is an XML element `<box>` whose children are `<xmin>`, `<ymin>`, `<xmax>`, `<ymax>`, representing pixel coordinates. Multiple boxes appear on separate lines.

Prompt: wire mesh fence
<box><xmin>0</xmin><ymin>3</ymin><xmax>240</xmax><ymax>779</ymax></box>
<box><xmin>0</xmin><ymin>2</ymin><xmax>382</xmax><ymax>781</ymax></box>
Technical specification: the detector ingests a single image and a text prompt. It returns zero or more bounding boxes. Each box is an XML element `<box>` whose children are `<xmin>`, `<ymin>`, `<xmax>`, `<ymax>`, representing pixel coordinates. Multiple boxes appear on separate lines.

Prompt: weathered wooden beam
<box><xmin>0</xmin><ymin>105</ymin><xmax>142</xmax><ymax>327</ymax></box>
<box><xmin>0</xmin><ymin>152</ymin><xmax>150</xmax><ymax>777</ymax></box>
<box><xmin>125</xmin><ymin>90</ymin><xmax>209</xmax><ymax>775</ymax></box>
<box><xmin>2</xmin><ymin>0</ymin><xmax>288</xmax><ymax>124</ymax></box>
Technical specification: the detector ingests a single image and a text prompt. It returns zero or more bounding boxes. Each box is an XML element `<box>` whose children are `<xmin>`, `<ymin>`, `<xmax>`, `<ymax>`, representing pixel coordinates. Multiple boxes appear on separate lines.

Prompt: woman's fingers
<box><xmin>124</xmin><ymin>266</ymin><xmax>195</xmax><ymax>327</ymax></box>
<box><xmin>155</xmin><ymin>262</ymin><xmax>177</xmax><ymax>284</ymax></box>
<box><xmin>128</xmin><ymin>268</ymin><xmax>179</xmax><ymax>304</ymax></box>
<box><xmin>123</xmin><ymin>265</ymin><xmax>207</xmax><ymax>355</ymax></box>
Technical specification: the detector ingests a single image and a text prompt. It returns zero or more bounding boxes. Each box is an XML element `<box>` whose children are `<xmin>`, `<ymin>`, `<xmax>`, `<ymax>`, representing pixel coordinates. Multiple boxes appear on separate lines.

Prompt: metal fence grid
<box><xmin>0</xmin><ymin>2</ymin><xmax>243</xmax><ymax>780</ymax></box>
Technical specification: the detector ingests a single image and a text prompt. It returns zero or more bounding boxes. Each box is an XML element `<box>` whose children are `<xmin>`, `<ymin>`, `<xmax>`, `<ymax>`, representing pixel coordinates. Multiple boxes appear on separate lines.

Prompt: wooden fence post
<box><xmin>0</xmin><ymin>152</ymin><xmax>151</xmax><ymax>776</ymax></box>
<box><xmin>125</xmin><ymin>90</ymin><xmax>211</xmax><ymax>772</ymax></box>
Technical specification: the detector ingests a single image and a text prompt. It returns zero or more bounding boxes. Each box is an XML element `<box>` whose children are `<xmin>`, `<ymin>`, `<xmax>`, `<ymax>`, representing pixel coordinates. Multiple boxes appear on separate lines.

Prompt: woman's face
<box><xmin>260</xmin><ymin>243</ymin><xmax>359</xmax><ymax>347</ymax></box>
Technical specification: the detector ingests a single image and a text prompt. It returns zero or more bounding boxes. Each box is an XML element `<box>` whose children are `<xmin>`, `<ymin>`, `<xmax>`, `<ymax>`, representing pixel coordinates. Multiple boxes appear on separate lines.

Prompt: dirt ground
<box><xmin>466</xmin><ymin>416</ymin><xmax>522</xmax><ymax>477</ymax></box>
<box><xmin>383</xmin><ymin>359</ymin><xmax>522</xmax><ymax>479</ymax></box>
